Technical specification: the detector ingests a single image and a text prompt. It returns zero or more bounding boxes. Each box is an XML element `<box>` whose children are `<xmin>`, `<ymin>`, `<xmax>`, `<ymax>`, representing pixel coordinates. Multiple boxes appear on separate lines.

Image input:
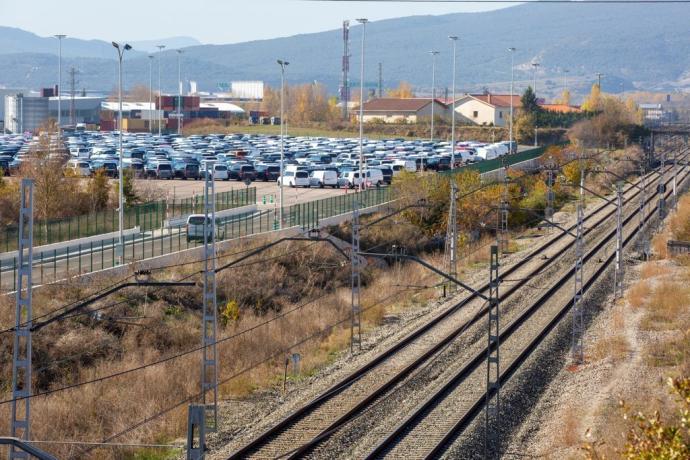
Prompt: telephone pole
<box><xmin>378</xmin><ymin>62</ymin><xmax>383</xmax><ymax>98</ymax></box>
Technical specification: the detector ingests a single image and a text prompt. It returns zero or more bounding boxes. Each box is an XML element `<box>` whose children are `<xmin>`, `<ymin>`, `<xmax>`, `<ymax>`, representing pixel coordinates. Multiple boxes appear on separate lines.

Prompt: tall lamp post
<box><xmin>531</xmin><ymin>62</ymin><xmax>540</xmax><ymax>96</ymax></box>
<box><xmin>563</xmin><ymin>68</ymin><xmax>569</xmax><ymax>95</ymax></box>
<box><xmin>448</xmin><ymin>37</ymin><xmax>458</xmax><ymax>169</ymax></box>
<box><xmin>148</xmin><ymin>55</ymin><xmax>154</xmax><ymax>133</ymax></box>
<box><xmin>54</xmin><ymin>34</ymin><xmax>66</xmax><ymax>136</ymax></box>
<box><xmin>508</xmin><ymin>47</ymin><xmax>516</xmax><ymax>153</ymax></box>
<box><xmin>277</xmin><ymin>59</ymin><xmax>289</xmax><ymax>228</ymax></box>
<box><xmin>429</xmin><ymin>50</ymin><xmax>440</xmax><ymax>143</ymax></box>
<box><xmin>112</xmin><ymin>41</ymin><xmax>132</xmax><ymax>266</ymax></box>
<box><xmin>176</xmin><ymin>50</ymin><xmax>184</xmax><ymax>135</ymax></box>
<box><xmin>356</xmin><ymin>18</ymin><xmax>368</xmax><ymax>191</ymax></box>
<box><xmin>156</xmin><ymin>44</ymin><xmax>166</xmax><ymax>135</ymax></box>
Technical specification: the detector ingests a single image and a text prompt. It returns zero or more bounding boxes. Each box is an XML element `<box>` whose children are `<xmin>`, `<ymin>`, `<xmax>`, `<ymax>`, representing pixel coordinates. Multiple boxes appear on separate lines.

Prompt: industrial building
<box><xmin>4</xmin><ymin>90</ymin><xmax>104</xmax><ymax>134</ymax></box>
<box><xmin>356</xmin><ymin>98</ymin><xmax>449</xmax><ymax>123</ymax></box>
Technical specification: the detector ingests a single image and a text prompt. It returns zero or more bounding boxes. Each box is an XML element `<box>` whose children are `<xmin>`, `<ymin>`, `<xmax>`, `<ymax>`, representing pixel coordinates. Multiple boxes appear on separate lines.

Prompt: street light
<box><xmin>156</xmin><ymin>44</ymin><xmax>166</xmax><ymax>135</ymax></box>
<box><xmin>563</xmin><ymin>68</ymin><xmax>569</xmax><ymax>95</ymax></box>
<box><xmin>112</xmin><ymin>41</ymin><xmax>132</xmax><ymax>266</ymax></box>
<box><xmin>531</xmin><ymin>61</ymin><xmax>540</xmax><ymax>96</ymax></box>
<box><xmin>508</xmin><ymin>47</ymin><xmax>516</xmax><ymax>153</ymax></box>
<box><xmin>449</xmin><ymin>36</ymin><xmax>458</xmax><ymax>170</ymax></box>
<box><xmin>597</xmin><ymin>72</ymin><xmax>604</xmax><ymax>90</ymax></box>
<box><xmin>176</xmin><ymin>49</ymin><xmax>183</xmax><ymax>135</ymax></box>
<box><xmin>429</xmin><ymin>50</ymin><xmax>440</xmax><ymax>144</ymax></box>
<box><xmin>356</xmin><ymin>18</ymin><xmax>368</xmax><ymax>192</ymax></box>
<box><xmin>54</xmin><ymin>34</ymin><xmax>66</xmax><ymax>136</ymax></box>
<box><xmin>148</xmin><ymin>55</ymin><xmax>154</xmax><ymax>133</ymax></box>
<box><xmin>277</xmin><ymin>59</ymin><xmax>289</xmax><ymax>228</ymax></box>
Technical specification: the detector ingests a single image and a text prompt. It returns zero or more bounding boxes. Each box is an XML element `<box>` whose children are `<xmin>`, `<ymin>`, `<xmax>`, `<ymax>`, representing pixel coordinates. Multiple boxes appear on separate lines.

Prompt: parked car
<box><xmin>309</xmin><ymin>170</ymin><xmax>338</xmax><ymax>188</ymax></box>
<box><xmin>212</xmin><ymin>163</ymin><xmax>229</xmax><ymax>181</ymax></box>
<box><xmin>90</xmin><ymin>159</ymin><xmax>119</xmax><ymax>177</ymax></box>
<box><xmin>186</xmin><ymin>214</ymin><xmax>226</xmax><ymax>242</ymax></box>
<box><xmin>173</xmin><ymin>160</ymin><xmax>200</xmax><ymax>180</ymax></box>
<box><xmin>278</xmin><ymin>170</ymin><xmax>310</xmax><ymax>187</ymax></box>
<box><xmin>255</xmin><ymin>164</ymin><xmax>281</xmax><ymax>181</ymax></box>
<box><xmin>228</xmin><ymin>163</ymin><xmax>256</xmax><ymax>181</ymax></box>
<box><xmin>145</xmin><ymin>161</ymin><xmax>173</xmax><ymax>179</ymax></box>
<box><xmin>66</xmin><ymin>159</ymin><xmax>92</xmax><ymax>177</ymax></box>
<box><xmin>376</xmin><ymin>166</ymin><xmax>394</xmax><ymax>184</ymax></box>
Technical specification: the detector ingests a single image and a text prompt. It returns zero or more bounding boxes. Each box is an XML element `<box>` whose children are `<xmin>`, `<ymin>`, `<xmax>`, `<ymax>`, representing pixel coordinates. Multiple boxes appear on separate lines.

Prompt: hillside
<box><xmin>2</xmin><ymin>3</ymin><xmax>690</xmax><ymax>98</ymax></box>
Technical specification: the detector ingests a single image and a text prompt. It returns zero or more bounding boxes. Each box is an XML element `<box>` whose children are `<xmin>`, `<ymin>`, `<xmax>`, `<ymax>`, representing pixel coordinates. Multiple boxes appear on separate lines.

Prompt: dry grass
<box><xmin>559</xmin><ymin>405</ymin><xmax>583</xmax><ymax>447</ymax></box>
<box><xmin>626</xmin><ymin>279</ymin><xmax>650</xmax><ymax>309</ymax></box>
<box><xmin>0</xmin><ymin>227</ymin><xmax>445</xmax><ymax>458</ymax></box>
<box><xmin>639</xmin><ymin>281</ymin><xmax>690</xmax><ymax>331</ymax></box>
<box><xmin>639</xmin><ymin>261</ymin><xmax>671</xmax><ymax>280</ymax></box>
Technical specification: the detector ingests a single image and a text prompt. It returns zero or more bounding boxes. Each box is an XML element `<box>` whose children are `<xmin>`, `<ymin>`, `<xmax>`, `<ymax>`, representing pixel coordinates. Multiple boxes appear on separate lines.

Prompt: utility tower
<box><xmin>11</xmin><ymin>179</ymin><xmax>34</xmax><ymax>459</ymax></box>
<box><xmin>350</xmin><ymin>201</ymin><xmax>362</xmax><ymax>352</ymax></box>
<box><xmin>485</xmin><ymin>244</ymin><xmax>500</xmax><ymax>459</ymax></box>
<box><xmin>638</xmin><ymin>164</ymin><xmax>649</xmax><ymax>260</ymax></box>
<box><xmin>614</xmin><ymin>182</ymin><xmax>624</xmax><ymax>300</ymax></box>
<box><xmin>657</xmin><ymin>149</ymin><xmax>667</xmax><ymax>227</ymax></box>
<box><xmin>544</xmin><ymin>157</ymin><xmax>557</xmax><ymax>233</ymax></box>
<box><xmin>445</xmin><ymin>182</ymin><xmax>458</xmax><ymax>294</ymax></box>
<box><xmin>69</xmin><ymin>67</ymin><xmax>79</xmax><ymax>127</ymax></box>
<box><xmin>571</xmin><ymin>200</ymin><xmax>585</xmax><ymax>364</ymax></box>
<box><xmin>340</xmin><ymin>20</ymin><xmax>351</xmax><ymax>121</ymax></box>
<box><xmin>498</xmin><ymin>168</ymin><xmax>509</xmax><ymax>254</ymax></box>
<box><xmin>378</xmin><ymin>62</ymin><xmax>383</xmax><ymax>98</ymax></box>
<box><xmin>201</xmin><ymin>165</ymin><xmax>218</xmax><ymax>432</ymax></box>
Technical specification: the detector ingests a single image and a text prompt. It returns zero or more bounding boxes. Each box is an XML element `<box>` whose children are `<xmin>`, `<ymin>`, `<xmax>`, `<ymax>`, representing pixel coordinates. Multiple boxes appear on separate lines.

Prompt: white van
<box><xmin>364</xmin><ymin>169</ymin><xmax>384</xmax><ymax>186</ymax></box>
<box><xmin>309</xmin><ymin>170</ymin><xmax>338</xmax><ymax>188</ymax></box>
<box><xmin>186</xmin><ymin>214</ymin><xmax>225</xmax><ymax>243</ymax></box>
<box><xmin>66</xmin><ymin>159</ymin><xmax>91</xmax><ymax>177</ymax></box>
<box><xmin>393</xmin><ymin>159</ymin><xmax>417</xmax><ymax>173</ymax></box>
<box><xmin>278</xmin><ymin>170</ymin><xmax>310</xmax><ymax>187</ymax></box>
<box><xmin>213</xmin><ymin>163</ymin><xmax>229</xmax><ymax>181</ymax></box>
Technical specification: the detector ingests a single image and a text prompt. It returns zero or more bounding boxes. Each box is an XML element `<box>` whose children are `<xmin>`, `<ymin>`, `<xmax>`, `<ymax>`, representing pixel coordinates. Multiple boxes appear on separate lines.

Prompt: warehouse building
<box><xmin>4</xmin><ymin>92</ymin><xmax>103</xmax><ymax>133</ymax></box>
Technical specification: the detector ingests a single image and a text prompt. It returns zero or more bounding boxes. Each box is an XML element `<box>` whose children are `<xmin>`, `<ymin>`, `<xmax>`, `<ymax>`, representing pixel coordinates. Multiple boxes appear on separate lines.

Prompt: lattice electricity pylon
<box><xmin>638</xmin><ymin>164</ymin><xmax>650</xmax><ymax>260</ymax></box>
<box><xmin>545</xmin><ymin>166</ymin><xmax>556</xmax><ymax>233</ymax></box>
<box><xmin>672</xmin><ymin>150</ymin><xmax>678</xmax><ymax>210</ymax></box>
<box><xmin>657</xmin><ymin>150</ymin><xmax>667</xmax><ymax>229</ymax></box>
<box><xmin>350</xmin><ymin>199</ymin><xmax>362</xmax><ymax>353</ymax></box>
<box><xmin>444</xmin><ymin>182</ymin><xmax>458</xmax><ymax>294</ymax></box>
<box><xmin>571</xmin><ymin>202</ymin><xmax>585</xmax><ymax>364</ymax></box>
<box><xmin>485</xmin><ymin>245</ymin><xmax>500</xmax><ymax>459</ymax></box>
<box><xmin>201</xmin><ymin>165</ymin><xmax>218</xmax><ymax>432</ymax></box>
<box><xmin>614</xmin><ymin>182</ymin><xmax>624</xmax><ymax>300</ymax></box>
<box><xmin>11</xmin><ymin>179</ymin><xmax>34</xmax><ymax>459</ymax></box>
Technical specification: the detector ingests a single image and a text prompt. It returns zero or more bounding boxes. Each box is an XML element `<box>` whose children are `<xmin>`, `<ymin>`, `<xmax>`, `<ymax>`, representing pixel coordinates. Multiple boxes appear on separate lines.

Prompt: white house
<box><xmin>452</xmin><ymin>93</ymin><xmax>522</xmax><ymax>127</ymax></box>
<box><xmin>357</xmin><ymin>98</ymin><xmax>448</xmax><ymax>123</ymax></box>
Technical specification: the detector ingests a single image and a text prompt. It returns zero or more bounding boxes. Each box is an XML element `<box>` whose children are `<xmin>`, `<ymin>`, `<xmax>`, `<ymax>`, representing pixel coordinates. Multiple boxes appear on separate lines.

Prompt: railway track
<box><xmin>223</xmin><ymin>148</ymin><xmax>687</xmax><ymax>460</ymax></box>
<box><xmin>362</xmin><ymin>162</ymin><xmax>690</xmax><ymax>460</ymax></box>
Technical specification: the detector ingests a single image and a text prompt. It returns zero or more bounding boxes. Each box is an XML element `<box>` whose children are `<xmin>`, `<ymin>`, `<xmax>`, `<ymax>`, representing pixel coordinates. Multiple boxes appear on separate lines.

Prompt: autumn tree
<box><xmin>515</xmin><ymin>112</ymin><xmax>536</xmax><ymax>144</ymax></box>
<box><xmin>555</xmin><ymin>89</ymin><xmax>571</xmax><ymax>106</ymax></box>
<box><xmin>86</xmin><ymin>169</ymin><xmax>111</xmax><ymax>212</ymax></box>
<box><xmin>581</xmin><ymin>83</ymin><xmax>602</xmax><ymax>112</ymax></box>
<box><xmin>387</xmin><ymin>81</ymin><xmax>415</xmax><ymax>98</ymax></box>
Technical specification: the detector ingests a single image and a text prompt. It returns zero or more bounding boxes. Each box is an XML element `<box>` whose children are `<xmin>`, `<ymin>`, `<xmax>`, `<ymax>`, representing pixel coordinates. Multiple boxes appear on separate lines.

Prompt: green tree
<box><xmin>114</xmin><ymin>168</ymin><xmax>139</xmax><ymax>207</ymax></box>
<box><xmin>86</xmin><ymin>169</ymin><xmax>110</xmax><ymax>212</ymax></box>
<box><xmin>521</xmin><ymin>86</ymin><xmax>540</xmax><ymax>114</ymax></box>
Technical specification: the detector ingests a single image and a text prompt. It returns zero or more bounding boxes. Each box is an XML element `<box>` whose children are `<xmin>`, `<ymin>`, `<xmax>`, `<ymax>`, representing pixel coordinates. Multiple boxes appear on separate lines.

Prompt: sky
<box><xmin>0</xmin><ymin>0</ymin><xmax>512</xmax><ymax>44</ymax></box>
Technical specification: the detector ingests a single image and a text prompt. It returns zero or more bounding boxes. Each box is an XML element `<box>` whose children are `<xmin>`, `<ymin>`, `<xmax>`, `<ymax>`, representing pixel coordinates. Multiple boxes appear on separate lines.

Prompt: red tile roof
<box><xmin>468</xmin><ymin>94</ymin><xmax>522</xmax><ymax>108</ymax></box>
<box><xmin>361</xmin><ymin>98</ymin><xmax>444</xmax><ymax>112</ymax></box>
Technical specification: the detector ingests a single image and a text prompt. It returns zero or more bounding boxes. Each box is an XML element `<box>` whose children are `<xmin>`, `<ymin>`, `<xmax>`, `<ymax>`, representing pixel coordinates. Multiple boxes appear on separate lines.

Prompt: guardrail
<box><xmin>667</xmin><ymin>239</ymin><xmax>690</xmax><ymax>255</ymax></box>
<box><xmin>0</xmin><ymin>187</ymin><xmax>256</xmax><ymax>253</ymax></box>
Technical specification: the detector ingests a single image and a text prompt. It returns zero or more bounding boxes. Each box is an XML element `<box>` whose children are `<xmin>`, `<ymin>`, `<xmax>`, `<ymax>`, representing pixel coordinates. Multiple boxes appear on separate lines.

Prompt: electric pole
<box><xmin>351</xmin><ymin>201</ymin><xmax>362</xmax><ymax>353</ymax></box>
<box><xmin>614</xmin><ymin>182</ymin><xmax>624</xmax><ymax>300</ymax></box>
<box><xmin>11</xmin><ymin>179</ymin><xmax>34</xmax><ymax>459</ymax></box>
<box><xmin>445</xmin><ymin>182</ymin><xmax>458</xmax><ymax>294</ymax></box>
<box><xmin>485</xmin><ymin>244</ymin><xmax>500</xmax><ymax>459</ymax></box>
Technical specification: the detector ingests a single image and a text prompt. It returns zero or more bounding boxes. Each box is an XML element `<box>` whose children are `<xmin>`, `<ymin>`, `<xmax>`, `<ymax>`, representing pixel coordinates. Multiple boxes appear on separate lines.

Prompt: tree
<box><xmin>581</xmin><ymin>84</ymin><xmax>602</xmax><ymax>112</ymax></box>
<box><xmin>515</xmin><ymin>112</ymin><xmax>536</xmax><ymax>144</ymax></box>
<box><xmin>387</xmin><ymin>81</ymin><xmax>415</xmax><ymax>98</ymax></box>
<box><xmin>113</xmin><ymin>168</ymin><xmax>139</xmax><ymax>207</ymax></box>
<box><xmin>86</xmin><ymin>169</ymin><xmax>111</xmax><ymax>212</ymax></box>
<box><xmin>555</xmin><ymin>89</ymin><xmax>571</xmax><ymax>106</ymax></box>
<box><xmin>521</xmin><ymin>86</ymin><xmax>540</xmax><ymax>114</ymax></box>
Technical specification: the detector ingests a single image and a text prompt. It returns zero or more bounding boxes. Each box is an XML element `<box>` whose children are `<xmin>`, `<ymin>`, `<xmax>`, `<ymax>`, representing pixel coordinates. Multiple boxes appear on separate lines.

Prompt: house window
<box><xmin>499</xmin><ymin>111</ymin><xmax>503</xmax><ymax>119</ymax></box>
<box><xmin>473</xmin><ymin>110</ymin><xmax>478</xmax><ymax>118</ymax></box>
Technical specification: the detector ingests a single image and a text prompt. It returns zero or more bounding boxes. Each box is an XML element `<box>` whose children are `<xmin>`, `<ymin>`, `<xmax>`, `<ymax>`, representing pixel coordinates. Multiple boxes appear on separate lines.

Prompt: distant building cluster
<box><xmin>356</xmin><ymin>93</ymin><xmax>582</xmax><ymax>126</ymax></box>
<box><xmin>1</xmin><ymin>80</ymin><xmax>262</xmax><ymax>134</ymax></box>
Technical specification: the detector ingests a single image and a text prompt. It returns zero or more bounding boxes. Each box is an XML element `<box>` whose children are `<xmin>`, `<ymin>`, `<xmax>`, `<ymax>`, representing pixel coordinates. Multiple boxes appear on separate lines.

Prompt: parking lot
<box><xmin>137</xmin><ymin>177</ymin><xmax>365</xmax><ymax>207</ymax></box>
